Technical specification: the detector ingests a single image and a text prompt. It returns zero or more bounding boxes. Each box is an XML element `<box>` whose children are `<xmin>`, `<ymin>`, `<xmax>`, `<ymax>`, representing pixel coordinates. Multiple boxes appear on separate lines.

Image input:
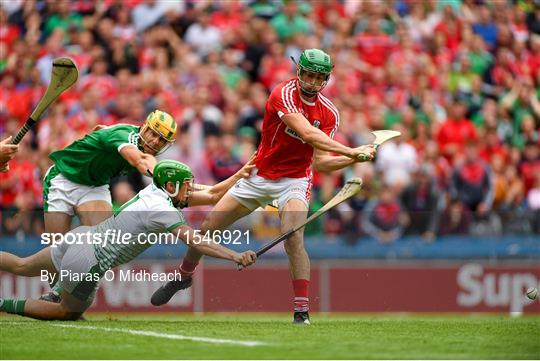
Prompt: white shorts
<box><xmin>43</xmin><ymin>165</ymin><xmax>112</xmax><ymax>216</ymax></box>
<box><xmin>50</xmin><ymin>226</ymin><xmax>101</xmax><ymax>302</ymax></box>
<box><xmin>228</xmin><ymin>170</ymin><xmax>311</xmax><ymax>212</ymax></box>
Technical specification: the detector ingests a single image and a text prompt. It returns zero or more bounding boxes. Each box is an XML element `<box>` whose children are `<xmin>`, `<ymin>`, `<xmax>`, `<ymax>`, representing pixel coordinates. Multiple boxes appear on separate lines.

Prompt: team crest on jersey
<box><xmin>313</xmin><ymin>120</ymin><xmax>321</xmax><ymax>129</ymax></box>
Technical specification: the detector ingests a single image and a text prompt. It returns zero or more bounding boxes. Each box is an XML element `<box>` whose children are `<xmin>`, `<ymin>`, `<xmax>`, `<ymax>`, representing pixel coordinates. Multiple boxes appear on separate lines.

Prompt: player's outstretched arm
<box><xmin>119</xmin><ymin>146</ymin><xmax>157</xmax><ymax>176</ymax></box>
<box><xmin>313</xmin><ymin>147</ymin><xmax>375</xmax><ymax>172</ymax></box>
<box><xmin>282</xmin><ymin>113</ymin><xmax>371</xmax><ymax>160</ymax></box>
<box><xmin>171</xmin><ymin>225</ymin><xmax>257</xmax><ymax>267</ymax></box>
<box><xmin>188</xmin><ymin>155</ymin><xmax>256</xmax><ymax>206</ymax></box>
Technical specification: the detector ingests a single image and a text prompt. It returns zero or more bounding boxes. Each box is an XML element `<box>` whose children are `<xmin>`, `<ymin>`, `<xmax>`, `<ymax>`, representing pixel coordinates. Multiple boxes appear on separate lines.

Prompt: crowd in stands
<box><xmin>0</xmin><ymin>0</ymin><xmax>539</xmax><ymax>243</ymax></box>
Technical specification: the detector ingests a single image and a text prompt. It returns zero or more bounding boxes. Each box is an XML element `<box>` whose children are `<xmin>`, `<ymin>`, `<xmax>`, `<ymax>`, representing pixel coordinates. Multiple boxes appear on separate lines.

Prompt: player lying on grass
<box><xmin>38</xmin><ymin>109</ymin><xmax>175</xmax><ymax>302</ymax></box>
<box><xmin>43</xmin><ymin>109</ymin><xmax>176</xmax><ymax>235</ymax></box>
<box><xmin>0</xmin><ymin>160</ymin><xmax>257</xmax><ymax>320</ymax></box>
<box><xmin>151</xmin><ymin>49</ymin><xmax>376</xmax><ymax>324</ymax></box>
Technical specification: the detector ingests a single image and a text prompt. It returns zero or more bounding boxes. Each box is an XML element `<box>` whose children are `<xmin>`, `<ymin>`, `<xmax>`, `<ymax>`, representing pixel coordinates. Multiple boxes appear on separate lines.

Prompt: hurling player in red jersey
<box><xmin>151</xmin><ymin>49</ymin><xmax>376</xmax><ymax>324</ymax></box>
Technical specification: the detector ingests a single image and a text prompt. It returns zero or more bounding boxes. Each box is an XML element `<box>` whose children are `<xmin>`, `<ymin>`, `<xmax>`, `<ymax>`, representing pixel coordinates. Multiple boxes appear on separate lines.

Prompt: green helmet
<box><xmin>297</xmin><ymin>49</ymin><xmax>333</xmax><ymax>96</ymax></box>
<box><xmin>153</xmin><ymin>160</ymin><xmax>193</xmax><ymax>197</ymax></box>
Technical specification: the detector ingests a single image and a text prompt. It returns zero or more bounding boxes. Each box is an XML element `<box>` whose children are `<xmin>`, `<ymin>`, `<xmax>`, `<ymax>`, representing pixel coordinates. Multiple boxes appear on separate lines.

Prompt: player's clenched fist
<box><xmin>353</xmin><ymin>144</ymin><xmax>376</xmax><ymax>162</ymax></box>
<box><xmin>235</xmin><ymin>251</ymin><xmax>257</xmax><ymax>268</ymax></box>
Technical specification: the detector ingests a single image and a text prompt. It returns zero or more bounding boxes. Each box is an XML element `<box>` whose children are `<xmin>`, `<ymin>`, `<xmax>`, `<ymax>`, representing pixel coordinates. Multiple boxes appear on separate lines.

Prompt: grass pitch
<box><xmin>0</xmin><ymin>313</ymin><xmax>538</xmax><ymax>359</ymax></box>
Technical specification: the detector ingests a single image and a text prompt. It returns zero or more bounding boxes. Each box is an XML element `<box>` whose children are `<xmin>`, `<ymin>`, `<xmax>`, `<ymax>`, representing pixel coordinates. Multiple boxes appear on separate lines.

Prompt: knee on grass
<box><xmin>54</xmin><ymin>305</ymin><xmax>83</xmax><ymax>321</ymax></box>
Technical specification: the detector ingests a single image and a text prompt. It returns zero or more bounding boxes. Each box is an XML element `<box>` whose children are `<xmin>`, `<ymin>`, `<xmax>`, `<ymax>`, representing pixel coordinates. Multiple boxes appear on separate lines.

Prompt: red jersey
<box><xmin>254</xmin><ymin>79</ymin><xmax>339</xmax><ymax>180</ymax></box>
<box><xmin>436</xmin><ymin>118</ymin><xmax>478</xmax><ymax>162</ymax></box>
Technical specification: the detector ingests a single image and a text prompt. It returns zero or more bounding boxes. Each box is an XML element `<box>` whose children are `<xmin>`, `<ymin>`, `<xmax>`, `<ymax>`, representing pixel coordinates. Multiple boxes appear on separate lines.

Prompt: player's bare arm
<box><xmin>312</xmin><ymin>146</ymin><xmax>375</xmax><ymax>172</ymax></box>
<box><xmin>188</xmin><ymin>155</ymin><xmax>256</xmax><ymax>206</ymax></box>
<box><xmin>172</xmin><ymin>225</ymin><xmax>256</xmax><ymax>267</ymax></box>
<box><xmin>282</xmin><ymin>113</ymin><xmax>373</xmax><ymax>160</ymax></box>
<box><xmin>119</xmin><ymin>145</ymin><xmax>157</xmax><ymax>176</ymax></box>
<box><xmin>156</xmin><ymin>159</ymin><xmax>254</xmax><ymax>268</ymax></box>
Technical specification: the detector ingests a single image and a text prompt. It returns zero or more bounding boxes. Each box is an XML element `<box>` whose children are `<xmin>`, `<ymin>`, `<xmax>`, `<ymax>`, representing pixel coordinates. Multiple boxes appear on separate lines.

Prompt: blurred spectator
<box><xmin>436</xmin><ymin>97</ymin><xmax>477</xmax><ymax>163</ymax></box>
<box><xmin>514</xmin><ymin>114</ymin><xmax>539</xmax><ymax>149</ymax></box>
<box><xmin>250</xmin><ymin>0</ymin><xmax>279</xmax><ymax>20</ymax></box>
<box><xmin>500</xmin><ymin>78</ymin><xmax>540</xmax><ymax>143</ymax></box>
<box><xmin>270</xmin><ymin>0</ymin><xmax>310</xmax><ymax>42</ymax></box>
<box><xmin>36</xmin><ymin>30</ymin><xmax>66</xmax><ymax>85</ymax></box>
<box><xmin>112</xmin><ymin>6</ymin><xmax>136</xmax><ymax>42</ymax></box>
<box><xmin>207</xmin><ymin>133</ymin><xmax>243</xmax><ymax>182</ymax></box>
<box><xmin>78</xmin><ymin>57</ymin><xmax>118</xmax><ymax>106</ymax></box>
<box><xmin>0</xmin><ymin>0</ymin><xmax>538</xmax><ymax>242</ymax></box>
<box><xmin>184</xmin><ymin>8</ymin><xmax>221</xmax><ymax>58</ymax></box>
<box><xmin>467</xmin><ymin>35</ymin><xmax>493</xmax><ymax>77</ymax></box>
<box><xmin>376</xmin><ymin>125</ymin><xmax>417</xmax><ymax>189</ymax></box>
<box><xmin>435</xmin><ymin>5</ymin><xmax>462</xmax><ymax>54</ymax></box>
<box><xmin>211</xmin><ymin>1</ymin><xmax>245</xmax><ymax>30</ymax></box>
<box><xmin>420</xmin><ymin>140</ymin><xmax>450</xmax><ymax>188</ymax></box>
<box><xmin>131</xmin><ymin>0</ymin><xmax>182</xmax><ymax>33</ymax></box>
<box><xmin>0</xmin><ymin>7</ymin><xmax>20</xmax><ymax>51</ymax></box>
<box><xmin>403</xmin><ymin>3</ymin><xmax>439</xmax><ymax>44</ymax></box>
<box><xmin>361</xmin><ymin>186</ymin><xmax>405</xmax><ymax>244</ymax></box>
<box><xmin>44</xmin><ymin>0</ymin><xmax>83</xmax><ymax>37</ymax></box>
<box><xmin>259</xmin><ymin>42</ymin><xmax>292</xmax><ymax>89</ymax></box>
<box><xmin>439</xmin><ymin>198</ymin><xmax>472</xmax><ymax>235</ymax></box>
<box><xmin>472</xmin><ymin>98</ymin><xmax>498</xmax><ymax>129</ymax></box>
<box><xmin>162</xmin><ymin>125</ymin><xmax>215</xmax><ymax>186</ymax></box>
<box><xmin>527</xmin><ymin>8</ymin><xmax>540</xmax><ymax>35</ymax></box>
<box><xmin>496</xmin><ymin>163</ymin><xmax>530</xmax><ymax>234</ymax></box>
<box><xmin>461</xmin><ymin>75</ymin><xmax>487</xmax><ymax>119</ymax></box>
<box><xmin>448</xmin><ymin>55</ymin><xmax>476</xmax><ymax>94</ymax></box>
<box><xmin>219</xmin><ymin>47</ymin><xmax>248</xmax><ymax>89</ymax></box>
<box><xmin>181</xmin><ymin>88</ymin><xmax>223</xmax><ymax>153</ymax></box>
<box><xmin>519</xmin><ymin>140</ymin><xmax>540</xmax><ymax>194</ymax></box>
<box><xmin>479</xmin><ymin>128</ymin><xmax>509</xmax><ymax>163</ymax></box>
<box><xmin>472</xmin><ymin>5</ymin><xmax>498</xmax><ymax>50</ymax></box>
<box><xmin>400</xmin><ymin>165</ymin><xmax>442</xmax><ymax>242</ymax></box>
<box><xmin>355</xmin><ymin>13</ymin><xmax>394</xmax><ymax>69</ymax></box>
<box><xmin>37</xmin><ymin>102</ymin><xmax>75</xmax><ymax>158</ymax></box>
<box><xmin>450</xmin><ymin>141</ymin><xmax>493</xmax><ymax>217</ymax></box>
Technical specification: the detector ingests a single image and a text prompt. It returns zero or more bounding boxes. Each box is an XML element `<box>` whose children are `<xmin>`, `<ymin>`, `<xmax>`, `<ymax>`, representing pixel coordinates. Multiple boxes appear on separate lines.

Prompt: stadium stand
<box><xmin>0</xmin><ymin>0</ymin><xmax>539</xmax><ymax>252</ymax></box>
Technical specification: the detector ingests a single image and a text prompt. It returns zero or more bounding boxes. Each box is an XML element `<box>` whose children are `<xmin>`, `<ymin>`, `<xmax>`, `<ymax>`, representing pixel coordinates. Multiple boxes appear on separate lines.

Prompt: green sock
<box><xmin>52</xmin><ymin>282</ymin><xmax>63</xmax><ymax>295</ymax></box>
<box><xmin>0</xmin><ymin>298</ymin><xmax>26</xmax><ymax>315</ymax></box>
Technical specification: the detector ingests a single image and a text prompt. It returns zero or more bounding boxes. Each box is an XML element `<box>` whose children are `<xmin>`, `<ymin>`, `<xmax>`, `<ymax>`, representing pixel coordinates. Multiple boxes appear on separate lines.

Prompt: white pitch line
<box><xmin>52</xmin><ymin>324</ymin><xmax>267</xmax><ymax>347</ymax></box>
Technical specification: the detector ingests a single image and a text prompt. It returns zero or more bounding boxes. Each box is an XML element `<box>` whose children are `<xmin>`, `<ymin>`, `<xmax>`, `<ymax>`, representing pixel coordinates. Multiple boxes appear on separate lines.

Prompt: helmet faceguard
<box><xmin>296</xmin><ymin>49</ymin><xmax>333</xmax><ymax>97</ymax></box>
<box><xmin>153</xmin><ymin>160</ymin><xmax>194</xmax><ymax>207</ymax></box>
<box><xmin>140</xmin><ymin>110</ymin><xmax>177</xmax><ymax>155</ymax></box>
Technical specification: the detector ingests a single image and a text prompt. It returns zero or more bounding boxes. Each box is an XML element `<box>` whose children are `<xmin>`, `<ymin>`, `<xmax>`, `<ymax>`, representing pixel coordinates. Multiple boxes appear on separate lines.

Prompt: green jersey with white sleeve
<box><xmin>93</xmin><ymin>184</ymin><xmax>187</xmax><ymax>273</ymax></box>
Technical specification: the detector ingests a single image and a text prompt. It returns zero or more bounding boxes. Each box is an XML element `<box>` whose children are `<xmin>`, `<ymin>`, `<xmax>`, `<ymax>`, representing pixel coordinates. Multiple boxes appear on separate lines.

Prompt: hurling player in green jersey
<box><xmin>43</xmin><ymin>109</ymin><xmax>177</xmax><ymax>235</ymax></box>
<box><xmin>0</xmin><ymin>160</ymin><xmax>257</xmax><ymax>320</ymax></box>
